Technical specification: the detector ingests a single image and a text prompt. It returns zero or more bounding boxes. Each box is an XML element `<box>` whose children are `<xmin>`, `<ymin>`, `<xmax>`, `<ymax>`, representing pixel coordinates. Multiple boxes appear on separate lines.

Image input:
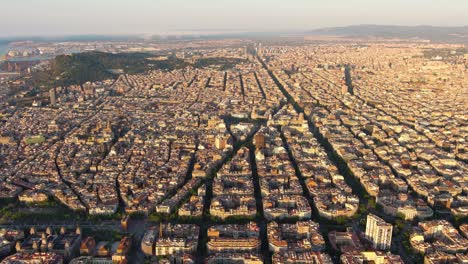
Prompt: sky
<box><xmin>1</xmin><ymin>0</ymin><xmax>467</xmax><ymax>37</ymax></box>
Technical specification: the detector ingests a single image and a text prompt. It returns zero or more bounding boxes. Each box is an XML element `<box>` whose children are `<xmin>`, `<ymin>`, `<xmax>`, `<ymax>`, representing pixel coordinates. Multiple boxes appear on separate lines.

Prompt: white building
<box><xmin>365</xmin><ymin>213</ymin><xmax>393</xmax><ymax>250</ymax></box>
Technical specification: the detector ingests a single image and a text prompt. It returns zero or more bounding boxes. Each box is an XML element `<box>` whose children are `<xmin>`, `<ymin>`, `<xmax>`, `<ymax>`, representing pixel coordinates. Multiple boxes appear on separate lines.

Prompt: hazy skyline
<box><xmin>1</xmin><ymin>0</ymin><xmax>468</xmax><ymax>37</ymax></box>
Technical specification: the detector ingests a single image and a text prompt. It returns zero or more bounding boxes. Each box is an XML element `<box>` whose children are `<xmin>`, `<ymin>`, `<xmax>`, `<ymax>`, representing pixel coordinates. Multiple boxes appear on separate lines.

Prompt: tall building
<box><xmin>215</xmin><ymin>135</ymin><xmax>227</xmax><ymax>150</ymax></box>
<box><xmin>256</xmin><ymin>43</ymin><xmax>263</xmax><ymax>56</ymax></box>
<box><xmin>49</xmin><ymin>88</ymin><xmax>56</xmax><ymax>106</ymax></box>
<box><xmin>365</xmin><ymin>213</ymin><xmax>393</xmax><ymax>250</ymax></box>
<box><xmin>344</xmin><ymin>66</ymin><xmax>354</xmax><ymax>95</ymax></box>
<box><xmin>254</xmin><ymin>133</ymin><xmax>265</xmax><ymax>149</ymax></box>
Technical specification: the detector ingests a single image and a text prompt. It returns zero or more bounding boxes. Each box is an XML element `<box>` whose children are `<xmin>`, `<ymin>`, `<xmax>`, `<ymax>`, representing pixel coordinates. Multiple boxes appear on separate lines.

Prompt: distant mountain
<box><xmin>306</xmin><ymin>25</ymin><xmax>468</xmax><ymax>43</ymax></box>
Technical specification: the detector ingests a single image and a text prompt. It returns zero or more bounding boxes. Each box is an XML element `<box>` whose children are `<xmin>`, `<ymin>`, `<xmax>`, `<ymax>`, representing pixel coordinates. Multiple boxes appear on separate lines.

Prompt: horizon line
<box><xmin>1</xmin><ymin>23</ymin><xmax>468</xmax><ymax>40</ymax></box>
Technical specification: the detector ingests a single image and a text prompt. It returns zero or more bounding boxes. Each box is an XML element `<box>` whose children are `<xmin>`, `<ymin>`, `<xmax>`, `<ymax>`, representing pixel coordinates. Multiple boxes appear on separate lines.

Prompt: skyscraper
<box><xmin>365</xmin><ymin>213</ymin><xmax>393</xmax><ymax>250</ymax></box>
<box><xmin>49</xmin><ymin>88</ymin><xmax>56</xmax><ymax>106</ymax></box>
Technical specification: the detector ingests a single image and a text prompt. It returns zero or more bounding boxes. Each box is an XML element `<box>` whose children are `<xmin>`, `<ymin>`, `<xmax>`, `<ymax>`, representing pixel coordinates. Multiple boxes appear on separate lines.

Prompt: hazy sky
<box><xmin>1</xmin><ymin>0</ymin><xmax>467</xmax><ymax>37</ymax></box>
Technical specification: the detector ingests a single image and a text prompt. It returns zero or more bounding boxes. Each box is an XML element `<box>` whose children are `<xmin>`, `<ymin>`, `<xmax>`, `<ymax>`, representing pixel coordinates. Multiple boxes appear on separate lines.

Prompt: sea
<box><xmin>0</xmin><ymin>43</ymin><xmax>8</xmax><ymax>58</ymax></box>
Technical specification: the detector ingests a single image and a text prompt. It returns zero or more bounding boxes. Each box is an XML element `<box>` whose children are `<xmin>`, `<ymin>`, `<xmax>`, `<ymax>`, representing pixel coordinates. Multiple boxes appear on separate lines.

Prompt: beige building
<box><xmin>365</xmin><ymin>214</ymin><xmax>393</xmax><ymax>250</ymax></box>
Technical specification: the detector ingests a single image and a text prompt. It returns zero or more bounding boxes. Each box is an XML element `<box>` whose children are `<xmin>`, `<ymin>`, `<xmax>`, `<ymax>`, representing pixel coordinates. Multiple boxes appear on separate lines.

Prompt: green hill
<box><xmin>29</xmin><ymin>51</ymin><xmax>245</xmax><ymax>88</ymax></box>
<box><xmin>30</xmin><ymin>51</ymin><xmax>188</xmax><ymax>87</ymax></box>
